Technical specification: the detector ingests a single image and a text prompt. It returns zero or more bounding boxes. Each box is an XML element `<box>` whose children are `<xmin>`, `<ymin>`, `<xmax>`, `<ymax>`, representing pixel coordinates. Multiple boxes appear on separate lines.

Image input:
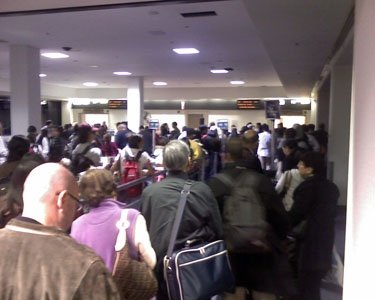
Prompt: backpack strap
<box><xmin>166</xmin><ymin>180</ymin><xmax>193</xmax><ymax>257</ymax></box>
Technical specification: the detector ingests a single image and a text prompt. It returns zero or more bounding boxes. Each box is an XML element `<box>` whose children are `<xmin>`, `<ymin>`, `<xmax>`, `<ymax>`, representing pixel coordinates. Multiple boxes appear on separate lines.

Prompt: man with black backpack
<box><xmin>207</xmin><ymin>137</ymin><xmax>294</xmax><ymax>300</ymax></box>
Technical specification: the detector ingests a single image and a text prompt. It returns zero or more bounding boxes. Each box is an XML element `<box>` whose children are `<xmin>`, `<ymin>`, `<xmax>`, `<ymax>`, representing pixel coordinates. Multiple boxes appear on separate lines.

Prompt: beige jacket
<box><xmin>0</xmin><ymin>218</ymin><xmax>121</xmax><ymax>300</ymax></box>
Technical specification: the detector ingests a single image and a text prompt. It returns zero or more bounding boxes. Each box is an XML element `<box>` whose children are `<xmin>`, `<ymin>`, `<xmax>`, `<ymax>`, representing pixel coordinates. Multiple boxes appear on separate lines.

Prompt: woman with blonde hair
<box><xmin>71</xmin><ymin>169</ymin><xmax>157</xmax><ymax>299</ymax></box>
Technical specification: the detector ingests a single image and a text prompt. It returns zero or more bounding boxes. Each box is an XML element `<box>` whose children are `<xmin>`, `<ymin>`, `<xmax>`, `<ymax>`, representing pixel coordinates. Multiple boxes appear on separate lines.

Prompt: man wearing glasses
<box><xmin>0</xmin><ymin>163</ymin><xmax>120</xmax><ymax>299</ymax></box>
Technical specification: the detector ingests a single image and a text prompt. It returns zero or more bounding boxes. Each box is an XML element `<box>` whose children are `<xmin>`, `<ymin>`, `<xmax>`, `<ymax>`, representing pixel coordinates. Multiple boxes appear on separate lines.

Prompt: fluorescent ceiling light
<box><xmin>113</xmin><ymin>71</ymin><xmax>132</xmax><ymax>76</ymax></box>
<box><xmin>173</xmin><ymin>48</ymin><xmax>199</xmax><ymax>55</ymax></box>
<box><xmin>230</xmin><ymin>80</ymin><xmax>245</xmax><ymax>85</ymax></box>
<box><xmin>211</xmin><ymin>69</ymin><xmax>229</xmax><ymax>74</ymax></box>
<box><xmin>39</xmin><ymin>74</ymin><xmax>47</xmax><ymax>78</ymax></box>
<box><xmin>279</xmin><ymin>99</ymin><xmax>285</xmax><ymax>105</ymax></box>
<box><xmin>83</xmin><ymin>82</ymin><xmax>98</xmax><ymax>87</ymax></box>
<box><xmin>153</xmin><ymin>81</ymin><xmax>167</xmax><ymax>86</ymax></box>
<box><xmin>41</xmin><ymin>52</ymin><xmax>69</xmax><ymax>59</ymax></box>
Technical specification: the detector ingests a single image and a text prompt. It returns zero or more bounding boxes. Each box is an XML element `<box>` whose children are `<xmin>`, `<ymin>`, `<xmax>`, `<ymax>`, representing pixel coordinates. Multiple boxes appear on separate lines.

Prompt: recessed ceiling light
<box><xmin>211</xmin><ymin>69</ymin><xmax>229</xmax><ymax>74</ymax></box>
<box><xmin>39</xmin><ymin>74</ymin><xmax>47</xmax><ymax>78</ymax></box>
<box><xmin>230</xmin><ymin>80</ymin><xmax>245</xmax><ymax>85</ymax></box>
<box><xmin>113</xmin><ymin>71</ymin><xmax>132</xmax><ymax>76</ymax></box>
<box><xmin>153</xmin><ymin>81</ymin><xmax>167</xmax><ymax>86</ymax></box>
<box><xmin>41</xmin><ymin>52</ymin><xmax>69</xmax><ymax>59</ymax></box>
<box><xmin>83</xmin><ymin>82</ymin><xmax>98</xmax><ymax>87</ymax></box>
<box><xmin>89</xmin><ymin>65</ymin><xmax>99</xmax><ymax>68</ymax></box>
<box><xmin>173</xmin><ymin>48</ymin><xmax>199</xmax><ymax>55</ymax></box>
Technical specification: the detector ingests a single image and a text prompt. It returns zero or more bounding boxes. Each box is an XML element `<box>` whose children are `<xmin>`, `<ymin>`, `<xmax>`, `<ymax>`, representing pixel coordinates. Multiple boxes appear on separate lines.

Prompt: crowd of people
<box><xmin>0</xmin><ymin>118</ymin><xmax>338</xmax><ymax>300</ymax></box>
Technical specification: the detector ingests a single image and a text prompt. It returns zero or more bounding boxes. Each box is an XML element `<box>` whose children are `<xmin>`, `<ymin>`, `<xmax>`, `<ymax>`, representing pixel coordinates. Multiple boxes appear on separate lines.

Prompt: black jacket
<box><xmin>140</xmin><ymin>171</ymin><xmax>223</xmax><ymax>299</ymax></box>
<box><xmin>290</xmin><ymin>175</ymin><xmax>339</xmax><ymax>271</ymax></box>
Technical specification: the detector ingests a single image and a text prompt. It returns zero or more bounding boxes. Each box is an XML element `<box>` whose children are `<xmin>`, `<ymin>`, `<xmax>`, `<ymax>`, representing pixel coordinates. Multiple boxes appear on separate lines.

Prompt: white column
<box><xmin>328</xmin><ymin>65</ymin><xmax>352</xmax><ymax>205</ymax></box>
<box><xmin>344</xmin><ymin>0</ymin><xmax>375</xmax><ymax>298</ymax></box>
<box><xmin>10</xmin><ymin>45</ymin><xmax>41</xmax><ymax>135</ymax></box>
<box><xmin>127</xmin><ymin>76</ymin><xmax>144</xmax><ymax>133</ymax></box>
<box><xmin>316</xmin><ymin>77</ymin><xmax>331</xmax><ymax>127</ymax></box>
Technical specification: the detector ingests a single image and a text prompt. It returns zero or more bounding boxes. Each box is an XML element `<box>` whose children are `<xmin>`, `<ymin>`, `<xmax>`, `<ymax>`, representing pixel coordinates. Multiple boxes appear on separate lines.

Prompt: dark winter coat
<box><xmin>289</xmin><ymin>174</ymin><xmax>339</xmax><ymax>272</ymax></box>
<box><xmin>140</xmin><ymin>171</ymin><xmax>223</xmax><ymax>300</ymax></box>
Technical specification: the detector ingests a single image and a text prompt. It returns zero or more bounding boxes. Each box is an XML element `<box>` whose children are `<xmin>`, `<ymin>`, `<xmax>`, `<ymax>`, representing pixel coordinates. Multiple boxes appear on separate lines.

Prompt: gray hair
<box><xmin>163</xmin><ymin>140</ymin><xmax>190</xmax><ymax>171</ymax></box>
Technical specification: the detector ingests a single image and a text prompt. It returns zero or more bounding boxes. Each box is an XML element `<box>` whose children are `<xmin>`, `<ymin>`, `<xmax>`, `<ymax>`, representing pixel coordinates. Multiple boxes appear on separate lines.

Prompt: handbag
<box><xmin>112</xmin><ymin>209</ymin><xmax>158</xmax><ymax>300</ymax></box>
<box><xmin>163</xmin><ymin>181</ymin><xmax>235</xmax><ymax>300</ymax></box>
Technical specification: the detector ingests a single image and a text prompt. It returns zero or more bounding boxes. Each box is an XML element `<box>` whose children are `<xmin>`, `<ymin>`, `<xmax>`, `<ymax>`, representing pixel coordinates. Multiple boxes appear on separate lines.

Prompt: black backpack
<box><xmin>70</xmin><ymin>144</ymin><xmax>94</xmax><ymax>176</ymax></box>
<box><xmin>215</xmin><ymin>169</ymin><xmax>271</xmax><ymax>254</ymax></box>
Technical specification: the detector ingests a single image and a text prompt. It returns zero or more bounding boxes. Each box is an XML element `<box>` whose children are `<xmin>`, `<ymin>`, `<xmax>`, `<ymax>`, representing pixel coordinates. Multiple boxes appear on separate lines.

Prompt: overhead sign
<box><xmin>217</xmin><ymin>119</ymin><xmax>229</xmax><ymax>130</ymax></box>
<box><xmin>265</xmin><ymin>100</ymin><xmax>281</xmax><ymax>119</ymax></box>
<box><xmin>237</xmin><ymin>99</ymin><xmax>263</xmax><ymax>109</ymax></box>
<box><xmin>149</xmin><ymin>119</ymin><xmax>159</xmax><ymax>130</ymax></box>
<box><xmin>108</xmin><ymin>100</ymin><xmax>127</xmax><ymax>109</ymax></box>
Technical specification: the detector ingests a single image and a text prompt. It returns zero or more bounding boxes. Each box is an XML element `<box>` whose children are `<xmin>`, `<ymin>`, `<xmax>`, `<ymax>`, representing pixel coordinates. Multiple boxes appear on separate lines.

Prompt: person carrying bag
<box><xmin>163</xmin><ymin>181</ymin><xmax>235</xmax><ymax>300</ymax></box>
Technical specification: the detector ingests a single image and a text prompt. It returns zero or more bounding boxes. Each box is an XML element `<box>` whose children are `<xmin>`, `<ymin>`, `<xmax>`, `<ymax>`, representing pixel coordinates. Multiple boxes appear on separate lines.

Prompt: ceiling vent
<box><xmin>181</xmin><ymin>11</ymin><xmax>217</xmax><ymax>18</ymax></box>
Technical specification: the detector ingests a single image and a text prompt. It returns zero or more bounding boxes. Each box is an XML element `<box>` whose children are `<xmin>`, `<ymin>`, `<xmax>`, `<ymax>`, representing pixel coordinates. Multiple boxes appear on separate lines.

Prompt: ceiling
<box><xmin>0</xmin><ymin>0</ymin><xmax>354</xmax><ymax>97</ymax></box>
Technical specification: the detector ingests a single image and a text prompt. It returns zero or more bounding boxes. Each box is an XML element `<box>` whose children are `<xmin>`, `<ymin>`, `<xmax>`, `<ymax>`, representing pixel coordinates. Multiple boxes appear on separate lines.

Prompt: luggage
<box><xmin>164</xmin><ymin>181</ymin><xmax>235</xmax><ymax>300</ymax></box>
<box><xmin>121</xmin><ymin>151</ymin><xmax>143</xmax><ymax>198</ymax></box>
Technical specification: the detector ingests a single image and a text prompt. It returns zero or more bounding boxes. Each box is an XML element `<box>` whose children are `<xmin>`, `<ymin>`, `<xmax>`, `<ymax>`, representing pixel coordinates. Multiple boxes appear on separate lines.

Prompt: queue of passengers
<box><xmin>0</xmin><ymin>119</ymin><xmax>337</xmax><ymax>300</ymax></box>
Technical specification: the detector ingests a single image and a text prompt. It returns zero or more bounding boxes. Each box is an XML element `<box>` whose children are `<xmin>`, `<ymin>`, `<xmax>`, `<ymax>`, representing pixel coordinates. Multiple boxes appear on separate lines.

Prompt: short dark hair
<box><xmin>282</xmin><ymin>139</ymin><xmax>298</xmax><ymax>150</ymax></box>
<box><xmin>7</xmin><ymin>135</ymin><xmax>30</xmax><ymax>162</ymax></box>
<box><xmin>299</xmin><ymin>151</ymin><xmax>326</xmax><ymax>175</ymax></box>
<box><xmin>225</xmin><ymin>137</ymin><xmax>244</xmax><ymax>161</ymax></box>
<box><xmin>128</xmin><ymin>134</ymin><xmax>142</xmax><ymax>148</ymax></box>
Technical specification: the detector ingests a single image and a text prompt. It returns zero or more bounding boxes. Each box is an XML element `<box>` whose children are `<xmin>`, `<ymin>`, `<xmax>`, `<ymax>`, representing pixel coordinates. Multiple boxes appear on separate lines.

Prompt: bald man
<box><xmin>0</xmin><ymin>163</ymin><xmax>120</xmax><ymax>299</ymax></box>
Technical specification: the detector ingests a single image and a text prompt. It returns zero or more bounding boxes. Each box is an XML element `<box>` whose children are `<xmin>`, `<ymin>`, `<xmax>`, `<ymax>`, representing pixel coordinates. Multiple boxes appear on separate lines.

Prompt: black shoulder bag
<box><xmin>163</xmin><ymin>181</ymin><xmax>235</xmax><ymax>300</ymax></box>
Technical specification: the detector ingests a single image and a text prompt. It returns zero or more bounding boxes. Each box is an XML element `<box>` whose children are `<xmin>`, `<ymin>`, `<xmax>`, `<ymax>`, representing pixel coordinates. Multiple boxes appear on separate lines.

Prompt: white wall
<box><xmin>147</xmin><ymin>109</ymin><xmax>268</xmax><ymax>129</ymax></box>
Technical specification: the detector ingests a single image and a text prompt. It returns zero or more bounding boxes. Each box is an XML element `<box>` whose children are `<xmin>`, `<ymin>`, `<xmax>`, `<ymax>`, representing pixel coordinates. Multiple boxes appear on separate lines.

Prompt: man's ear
<box><xmin>56</xmin><ymin>190</ymin><xmax>67</xmax><ymax>210</ymax></box>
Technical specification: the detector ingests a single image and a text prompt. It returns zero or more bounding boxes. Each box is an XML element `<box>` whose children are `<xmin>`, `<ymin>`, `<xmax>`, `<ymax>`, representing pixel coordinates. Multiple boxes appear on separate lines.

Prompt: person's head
<box><xmin>79</xmin><ymin>169</ymin><xmax>117</xmax><ymax>208</ymax></box>
<box><xmin>307</xmin><ymin>124</ymin><xmax>315</xmax><ymax>133</ymax></box>
<box><xmin>318</xmin><ymin>123</ymin><xmax>326</xmax><ymax>131</ymax></box>
<box><xmin>242</xmin><ymin>129</ymin><xmax>259</xmax><ymax>153</ymax></box>
<box><xmin>163</xmin><ymin>140</ymin><xmax>190</xmax><ymax>172</ymax></box>
<box><xmin>172</xmin><ymin>122</ymin><xmax>178</xmax><ymax>129</ymax></box>
<box><xmin>77</xmin><ymin>123</ymin><xmax>95</xmax><ymax>144</ymax></box>
<box><xmin>7</xmin><ymin>135</ymin><xmax>30</xmax><ymax>162</ymax></box>
<box><xmin>27</xmin><ymin>125</ymin><xmax>37</xmax><ymax>135</ymax></box>
<box><xmin>103</xmin><ymin>133</ymin><xmax>112</xmax><ymax>143</ymax></box>
<box><xmin>128</xmin><ymin>134</ymin><xmax>143</xmax><ymax>149</ymax></box>
<box><xmin>298</xmin><ymin>151</ymin><xmax>326</xmax><ymax>178</ymax></box>
<box><xmin>282</xmin><ymin>139</ymin><xmax>298</xmax><ymax>156</ymax></box>
<box><xmin>5</xmin><ymin>158</ymin><xmax>44</xmax><ymax>206</ymax></box>
<box><xmin>261</xmin><ymin>123</ymin><xmax>269</xmax><ymax>132</ymax></box>
<box><xmin>49</xmin><ymin>125</ymin><xmax>62</xmax><ymax>138</ymax></box>
<box><xmin>45</xmin><ymin>120</ymin><xmax>53</xmax><ymax>127</ymax></box>
<box><xmin>186</xmin><ymin>128</ymin><xmax>196</xmax><ymax>139</ymax></box>
<box><xmin>117</xmin><ymin>124</ymin><xmax>126</xmax><ymax>131</ymax></box>
<box><xmin>22</xmin><ymin>163</ymin><xmax>79</xmax><ymax>231</ymax></box>
<box><xmin>224</xmin><ymin>137</ymin><xmax>244</xmax><ymax>162</ymax></box>
<box><xmin>284</xmin><ymin>128</ymin><xmax>297</xmax><ymax>139</ymax></box>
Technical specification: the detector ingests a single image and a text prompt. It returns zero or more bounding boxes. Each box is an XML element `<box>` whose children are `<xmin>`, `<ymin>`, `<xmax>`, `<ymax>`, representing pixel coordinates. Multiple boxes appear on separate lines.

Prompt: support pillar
<box><xmin>127</xmin><ymin>77</ymin><xmax>144</xmax><ymax>133</ymax></box>
<box><xmin>344</xmin><ymin>0</ymin><xmax>375</xmax><ymax>298</ymax></box>
<box><xmin>316</xmin><ymin>76</ymin><xmax>331</xmax><ymax>128</ymax></box>
<box><xmin>328</xmin><ymin>65</ymin><xmax>352</xmax><ymax>205</ymax></box>
<box><xmin>10</xmin><ymin>45</ymin><xmax>41</xmax><ymax>135</ymax></box>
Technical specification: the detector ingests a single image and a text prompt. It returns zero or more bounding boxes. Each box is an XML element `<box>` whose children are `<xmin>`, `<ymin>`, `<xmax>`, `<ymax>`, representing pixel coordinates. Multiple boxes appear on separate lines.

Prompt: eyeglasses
<box><xmin>56</xmin><ymin>191</ymin><xmax>82</xmax><ymax>208</ymax></box>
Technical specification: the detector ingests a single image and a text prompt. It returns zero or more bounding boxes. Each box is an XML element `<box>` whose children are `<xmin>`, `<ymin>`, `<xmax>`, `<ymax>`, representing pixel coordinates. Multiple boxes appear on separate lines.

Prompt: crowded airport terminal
<box><xmin>0</xmin><ymin>0</ymin><xmax>372</xmax><ymax>299</ymax></box>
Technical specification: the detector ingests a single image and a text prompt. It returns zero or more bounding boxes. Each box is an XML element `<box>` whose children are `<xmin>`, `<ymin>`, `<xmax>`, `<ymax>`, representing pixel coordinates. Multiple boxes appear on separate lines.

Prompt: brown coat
<box><xmin>0</xmin><ymin>218</ymin><xmax>121</xmax><ymax>299</ymax></box>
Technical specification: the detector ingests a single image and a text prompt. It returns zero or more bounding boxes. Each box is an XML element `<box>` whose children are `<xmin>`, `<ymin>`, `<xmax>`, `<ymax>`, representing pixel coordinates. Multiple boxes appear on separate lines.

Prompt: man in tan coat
<box><xmin>0</xmin><ymin>163</ymin><xmax>120</xmax><ymax>299</ymax></box>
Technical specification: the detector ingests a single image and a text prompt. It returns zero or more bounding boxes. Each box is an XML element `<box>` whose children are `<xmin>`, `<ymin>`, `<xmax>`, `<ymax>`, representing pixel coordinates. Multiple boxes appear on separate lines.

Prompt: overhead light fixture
<box><xmin>39</xmin><ymin>74</ymin><xmax>47</xmax><ymax>78</ymax></box>
<box><xmin>41</xmin><ymin>52</ymin><xmax>69</xmax><ymax>59</ymax></box>
<box><xmin>83</xmin><ymin>82</ymin><xmax>98</xmax><ymax>87</ymax></box>
<box><xmin>230</xmin><ymin>80</ymin><xmax>245</xmax><ymax>85</ymax></box>
<box><xmin>113</xmin><ymin>71</ymin><xmax>132</xmax><ymax>76</ymax></box>
<box><xmin>173</xmin><ymin>48</ymin><xmax>199</xmax><ymax>55</ymax></box>
<box><xmin>153</xmin><ymin>81</ymin><xmax>167</xmax><ymax>86</ymax></box>
<box><xmin>211</xmin><ymin>69</ymin><xmax>229</xmax><ymax>74</ymax></box>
